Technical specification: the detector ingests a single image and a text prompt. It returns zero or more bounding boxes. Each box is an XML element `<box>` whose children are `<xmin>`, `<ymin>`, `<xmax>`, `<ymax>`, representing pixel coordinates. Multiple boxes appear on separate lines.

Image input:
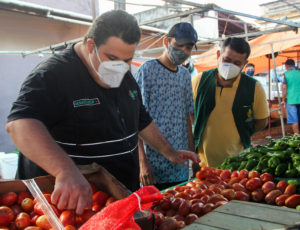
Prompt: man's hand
<box><xmin>51</xmin><ymin>169</ymin><xmax>93</xmax><ymax>215</ymax></box>
<box><xmin>165</xmin><ymin>150</ymin><xmax>200</xmax><ymax>166</ymax></box>
<box><xmin>140</xmin><ymin>159</ymin><xmax>156</xmax><ymax>186</ymax></box>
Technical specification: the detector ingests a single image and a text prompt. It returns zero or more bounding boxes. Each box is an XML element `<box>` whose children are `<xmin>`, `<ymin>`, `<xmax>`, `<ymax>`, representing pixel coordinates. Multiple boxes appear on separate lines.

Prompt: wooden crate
<box><xmin>184</xmin><ymin>200</ymin><xmax>300</xmax><ymax>230</ymax></box>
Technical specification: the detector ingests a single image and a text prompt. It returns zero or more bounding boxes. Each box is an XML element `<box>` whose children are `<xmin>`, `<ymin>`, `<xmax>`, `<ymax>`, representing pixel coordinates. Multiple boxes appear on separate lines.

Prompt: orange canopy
<box><xmin>194</xmin><ymin>28</ymin><xmax>300</xmax><ymax>74</ymax></box>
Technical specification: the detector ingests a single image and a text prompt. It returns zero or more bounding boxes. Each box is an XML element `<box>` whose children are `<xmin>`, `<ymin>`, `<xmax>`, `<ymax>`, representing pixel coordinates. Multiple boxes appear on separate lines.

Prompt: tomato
<box><xmin>196</xmin><ymin>171</ymin><xmax>208</xmax><ymax>180</ymax></box>
<box><xmin>31</xmin><ymin>214</ymin><xmax>39</xmax><ymax>226</ymax></box>
<box><xmin>185</xmin><ymin>213</ymin><xmax>198</xmax><ymax>225</ymax></box>
<box><xmin>165</xmin><ymin>209</ymin><xmax>176</xmax><ymax>217</ymax></box>
<box><xmin>276</xmin><ymin>180</ymin><xmax>288</xmax><ymax>193</ymax></box>
<box><xmin>178</xmin><ymin>200</ymin><xmax>191</xmax><ymax>217</ymax></box>
<box><xmin>0</xmin><ymin>206</ymin><xmax>15</xmax><ymax>227</ymax></box>
<box><xmin>24</xmin><ymin>227</ymin><xmax>42</xmax><ymax>230</ymax></box>
<box><xmin>284</xmin><ymin>184</ymin><xmax>297</xmax><ymax>196</ymax></box>
<box><xmin>275</xmin><ymin>194</ymin><xmax>290</xmax><ymax>206</ymax></box>
<box><xmin>230</xmin><ymin>171</ymin><xmax>239</xmax><ymax>178</ymax></box>
<box><xmin>207</xmin><ymin>194</ymin><xmax>228</xmax><ymax>204</ymax></box>
<box><xmin>234</xmin><ymin>191</ymin><xmax>250</xmax><ymax>201</ymax></box>
<box><xmin>206</xmin><ymin>175</ymin><xmax>221</xmax><ymax>184</ymax></box>
<box><xmin>92</xmin><ymin>191</ymin><xmax>108</xmax><ymax>207</ymax></box>
<box><xmin>15</xmin><ymin>212</ymin><xmax>31</xmax><ymax>229</ymax></box>
<box><xmin>154</xmin><ymin>212</ymin><xmax>164</xmax><ymax>227</ymax></box>
<box><xmin>21</xmin><ymin>198</ymin><xmax>34</xmax><ymax>212</ymax></box>
<box><xmin>238</xmin><ymin>169</ymin><xmax>248</xmax><ymax>180</ymax></box>
<box><xmin>105</xmin><ymin>197</ymin><xmax>116</xmax><ymax>207</ymax></box>
<box><xmin>186</xmin><ymin>182</ymin><xmax>196</xmax><ymax>188</ymax></box>
<box><xmin>202</xmin><ymin>203</ymin><xmax>215</xmax><ymax>214</ymax></box>
<box><xmin>159</xmin><ymin>199</ymin><xmax>171</xmax><ymax>211</ymax></box>
<box><xmin>215</xmin><ymin>169</ymin><xmax>223</xmax><ymax>175</ymax></box>
<box><xmin>232</xmin><ymin>183</ymin><xmax>247</xmax><ymax>193</ymax></box>
<box><xmin>260</xmin><ymin>173</ymin><xmax>274</xmax><ymax>183</ymax></box>
<box><xmin>248</xmin><ymin>170</ymin><xmax>260</xmax><ymax>179</ymax></box>
<box><xmin>33</xmin><ymin>194</ymin><xmax>51</xmax><ymax>205</ymax></box>
<box><xmin>190</xmin><ymin>202</ymin><xmax>203</xmax><ymax>216</ymax></box>
<box><xmin>201</xmin><ymin>189</ymin><xmax>215</xmax><ymax>197</ymax></box>
<box><xmin>262</xmin><ymin>181</ymin><xmax>276</xmax><ymax>194</ymax></box>
<box><xmin>239</xmin><ymin>178</ymin><xmax>248</xmax><ymax>187</ymax></box>
<box><xmin>79</xmin><ymin>209</ymin><xmax>94</xmax><ymax>222</ymax></box>
<box><xmin>33</xmin><ymin>203</ymin><xmax>59</xmax><ymax>217</ymax></box>
<box><xmin>176</xmin><ymin>220</ymin><xmax>186</xmax><ymax>229</ymax></box>
<box><xmin>221</xmin><ymin>189</ymin><xmax>236</xmax><ymax>200</ymax></box>
<box><xmin>171</xmin><ymin>198</ymin><xmax>184</xmax><ymax>210</ymax></box>
<box><xmin>265</xmin><ymin>189</ymin><xmax>282</xmax><ymax>204</ymax></box>
<box><xmin>17</xmin><ymin>191</ymin><xmax>32</xmax><ymax>205</ymax></box>
<box><xmin>251</xmin><ymin>188</ymin><xmax>265</xmax><ymax>202</ymax></box>
<box><xmin>158</xmin><ymin>218</ymin><xmax>177</xmax><ymax>230</ymax></box>
<box><xmin>2</xmin><ymin>192</ymin><xmax>18</xmax><ymax>206</ymax></box>
<box><xmin>64</xmin><ymin>225</ymin><xmax>76</xmax><ymax>230</ymax></box>
<box><xmin>245</xmin><ymin>178</ymin><xmax>263</xmax><ymax>191</ymax></box>
<box><xmin>11</xmin><ymin>204</ymin><xmax>22</xmax><ymax>216</ymax></box>
<box><xmin>174</xmin><ymin>192</ymin><xmax>191</xmax><ymax>200</ymax></box>
<box><xmin>59</xmin><ymin>210</ymin><xmax>76</xmax><ymax>227</ymax></box>
<box><xmin>228</xmin><ymin>177</ymin><xmax>240</xmax><ymax>186</ymax></box>
<box><xmin>285</xmin><ymin>194</ymin><xmax>300</xmax><ymax>208</ymax></box>
<box><xmin>36</xmin><ymin>215</ymin><xmax>52</xmax><ymax>230</ymax></box>
<box><xmin>220</xmin><ymin>170</ymin><xmax>231</xmax><ymax>180</ymax></box>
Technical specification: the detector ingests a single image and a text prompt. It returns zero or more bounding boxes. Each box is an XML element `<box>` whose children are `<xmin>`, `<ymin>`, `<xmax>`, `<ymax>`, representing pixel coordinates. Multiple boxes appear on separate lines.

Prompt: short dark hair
<box><xmin>246</xmin><ymin>63</ymin><xmax>255</xmax><ymax>68</ymax></box>
<box><xmin>285</xmin><ymin>59</ymin><xmax>295</xmax><ymax>66</ymax></box>
<box><xmin>221</xmin><ymin>37</ymin><xmax>251</xmax><ymax>60</ymax></box>
<box><xmin>84</xmin><ymin>10</ymin><xmax>141</xmax><ymax>47</ymax></box>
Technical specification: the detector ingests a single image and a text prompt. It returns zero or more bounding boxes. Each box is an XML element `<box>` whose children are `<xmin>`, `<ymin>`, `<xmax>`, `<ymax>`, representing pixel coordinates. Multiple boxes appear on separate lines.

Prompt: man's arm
<box><xmin>139</xmin><ymin>121</ymin><xmax>200</xmax><ymax>165</ymax></box>
<box><xmin>6</xmin><ymin>118</ymin><xmax>92</xmax><ymax>215</ymax></box>
<box><xmin>282</xmin><ymin>82</ymin><xmax>287</xmax><ymax>107</ymax></box>
<box><xmin>254</xmin><ymin>118</ymin><xmax>268</xmax><ymax>132</ymax></box>
<box><xmin>138</xmin><ymin>138</ymin><xmax>156</xmax><ymax>186</ymax></box>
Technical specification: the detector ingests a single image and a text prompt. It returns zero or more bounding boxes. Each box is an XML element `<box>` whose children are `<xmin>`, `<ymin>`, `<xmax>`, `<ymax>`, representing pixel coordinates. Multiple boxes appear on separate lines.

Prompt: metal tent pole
<box><xmin>268</xmin><ymin>56</ymin><xmax>272</xmax><ymax>137</ymax></box>
<box><xmin>270</xmin><ymin>43</ymin><xmax>286</xmax><ymax>137</ymax></box>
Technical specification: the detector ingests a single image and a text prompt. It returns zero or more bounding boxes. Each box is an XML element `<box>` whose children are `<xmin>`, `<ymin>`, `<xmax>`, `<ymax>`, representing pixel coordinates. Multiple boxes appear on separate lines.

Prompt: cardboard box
<box><xmin>0</xmin><ymin>165</ymin><xmax>154</xmax><ymax>230</ymax></box>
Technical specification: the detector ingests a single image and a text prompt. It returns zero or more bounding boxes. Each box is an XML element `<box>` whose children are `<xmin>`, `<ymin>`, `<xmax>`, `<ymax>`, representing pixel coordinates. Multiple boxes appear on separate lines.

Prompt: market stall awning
<box><xmin>193</xmin><ymin>28</ymin><xmax>300</xmax><ymax>74</ymax></box>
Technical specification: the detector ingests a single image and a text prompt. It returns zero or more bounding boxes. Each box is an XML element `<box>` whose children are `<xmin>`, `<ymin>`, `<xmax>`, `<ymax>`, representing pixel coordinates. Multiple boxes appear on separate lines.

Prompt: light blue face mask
<box><xmin>168</xmin><ymin>45</ymin><xmax>190</xmax><ymax>65</ymax></box>
<box><xmin>246</xmin><ymin>70</ymin><xmax>255</xmax><ymax>76</ymax></box>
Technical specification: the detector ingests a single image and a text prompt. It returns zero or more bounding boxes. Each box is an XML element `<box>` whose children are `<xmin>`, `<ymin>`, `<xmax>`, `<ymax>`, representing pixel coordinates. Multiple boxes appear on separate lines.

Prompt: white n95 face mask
<box><xmin>89</xmin><ymin>47</ymin><xmax>129</xmax><ymax>88</ymax></box>
<box><xmin>218</xmin><ymin>61</ymin><xmax>241</xmax><ymax>80</ymax></box>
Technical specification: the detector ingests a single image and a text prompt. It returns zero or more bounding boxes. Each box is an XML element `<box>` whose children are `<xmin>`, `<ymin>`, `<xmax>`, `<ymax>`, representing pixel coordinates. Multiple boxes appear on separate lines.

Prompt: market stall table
<box><xmin>184</xmin><ymin>200</ymin><xmax>300</xmax><ymax>230</ymax></box>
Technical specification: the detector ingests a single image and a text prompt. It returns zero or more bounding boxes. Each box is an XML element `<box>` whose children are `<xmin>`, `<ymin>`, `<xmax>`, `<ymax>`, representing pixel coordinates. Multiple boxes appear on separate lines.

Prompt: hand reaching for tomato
<box><xmin>51</xmin><ymin>169</ymin><xmax>93</xmax><ymax>215</ymax></box>
<box><xmin>165</xmin><ymin>150</ymin><xmax>200</xmax><ymax>166</ymax></box>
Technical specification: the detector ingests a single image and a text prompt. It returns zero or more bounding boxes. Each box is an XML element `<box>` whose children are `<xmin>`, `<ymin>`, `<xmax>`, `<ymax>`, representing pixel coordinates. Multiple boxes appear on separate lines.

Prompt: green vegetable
<box><xmin>275</xmin><ymin>163</ymin><xmax>288</xmax><ymax>176</ymax></box>
<box><xmin>285</xmin><ymin>169</ymin><xmax>298</xmax><ymax>177</ymax></box>
<box><xmin>246</xmin><ymin>152</ymin><xmax>262</xmax><ymax>160</ymax></box>
<box><xmin>287</xmin><ymin>179</ymin><xmax>299</xmax><ymax>186</ymax></box>
<box><xmin>261</xmin><ymin>168</ymin><xmax>274</xmax><ymax>174</ymax></box>
<box><xmin>268</xmin><ymin>156</ymin><xmax>281</xmax><ymax>168</ymax></box>
<box><xmin>229</xmin><ymin>162</ymin><xmax>240</xmax><ymax>171</ymax></box>
<box><xmin>296</xmin><ymin>205</ymin><xmax>300</xmax><ymax>211</ymax></box>
<box><xmin>245</xmin><ymin>159</ymin><xmax>258</xmax><ymax>171</ymax></box>
<box><xmin>256</xmin><ymin>157</ymin><xmax>269</xmax><ymax>171</ymax></box>
<box><xmin>238</xmin><ymin>161</ymin><xmax>248</xmax><ymax>171</ymax></box>
<box><xmin>273</xmin><ymin>141</ymin><xmax>288</xmax><ymax>150</ymax></box>
<box><xmin>288</xmin><ymin>139</ymin><xmax>300</xmax><ymax>148</ymax></box>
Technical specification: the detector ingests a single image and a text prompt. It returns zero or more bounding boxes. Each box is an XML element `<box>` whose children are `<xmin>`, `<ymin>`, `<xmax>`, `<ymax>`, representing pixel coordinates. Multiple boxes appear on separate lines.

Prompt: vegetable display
<box><xmin>219</xmin><ymin>134</ymin><xmax>300</xmax><ymax>177</ymax></box>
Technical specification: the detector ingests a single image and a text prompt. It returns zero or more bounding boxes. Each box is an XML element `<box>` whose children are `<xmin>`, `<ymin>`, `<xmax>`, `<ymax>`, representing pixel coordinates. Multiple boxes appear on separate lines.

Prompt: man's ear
<box><xmin>86</xmin><ymin>38</ymin><xmax>95</xmax><ymax>54</ymax></box>
<box><xmin>242</xmin><ymin>60</ymin><xmax>249</xmax><ymax>70</ymax></box>
<box><xmin>216</xmin><ymin>50</ymin><xmax>220</xmax><ymax>59</ymax></box>
<box><xmin>163</xmin><ymin>37</ymin><xmax>169</xmax><ymax>49</ymax></box>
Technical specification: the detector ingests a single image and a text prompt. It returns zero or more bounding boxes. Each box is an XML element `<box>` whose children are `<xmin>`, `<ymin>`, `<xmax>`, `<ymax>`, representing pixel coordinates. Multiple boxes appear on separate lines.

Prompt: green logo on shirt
<box><xmin>73</xmin><ymin>98</ymin><xmax>100</xmax><ymax>108</ymax></box>
<box><xmin>129</xmin><ymin>90</ymin><xmax>138</xmax><ymax>100</ymax></box>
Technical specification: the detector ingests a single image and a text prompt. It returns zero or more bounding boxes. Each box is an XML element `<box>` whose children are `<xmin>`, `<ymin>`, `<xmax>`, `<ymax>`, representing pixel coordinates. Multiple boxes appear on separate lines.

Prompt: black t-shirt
<box><xmin>7</xmin><ymin>44</ymin><xmax>152</xmax><ymax>191</ymax></box>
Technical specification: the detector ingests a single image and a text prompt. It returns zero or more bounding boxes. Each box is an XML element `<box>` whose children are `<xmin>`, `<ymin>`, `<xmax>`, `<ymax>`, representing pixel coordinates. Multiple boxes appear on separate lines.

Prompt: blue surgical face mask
<box><xmin>168</xmin><ymin>45</ymin><xmax>190</xmax><ymax>65</ymax></box>
<box><xmin>246</xmin><ymin>70</ymin><xmax>255</xmax><ymax>76</ymax></box>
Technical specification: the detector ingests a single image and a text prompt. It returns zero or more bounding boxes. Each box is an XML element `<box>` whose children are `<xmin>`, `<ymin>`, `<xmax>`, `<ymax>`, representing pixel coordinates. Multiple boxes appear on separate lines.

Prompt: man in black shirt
<box><xmin>6</xmin><ymin>10</ymin><xmax>199</xmax><ymax>215</ymax></box>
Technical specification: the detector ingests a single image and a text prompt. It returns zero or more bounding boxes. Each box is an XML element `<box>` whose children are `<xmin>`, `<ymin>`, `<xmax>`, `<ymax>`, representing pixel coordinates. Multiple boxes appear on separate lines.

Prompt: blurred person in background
<box><xmin>282</xmin><ymin>59</ymin><xmax>300</xmax><ymax>134</ymax></box>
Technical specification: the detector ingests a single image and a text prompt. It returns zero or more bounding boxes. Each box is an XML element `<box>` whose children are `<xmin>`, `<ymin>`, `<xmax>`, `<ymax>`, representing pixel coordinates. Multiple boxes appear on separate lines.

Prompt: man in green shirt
<box><xmin>282</xmin><ymin>59</ymin><xmax>300</xmax><ymax>134</ymax></box>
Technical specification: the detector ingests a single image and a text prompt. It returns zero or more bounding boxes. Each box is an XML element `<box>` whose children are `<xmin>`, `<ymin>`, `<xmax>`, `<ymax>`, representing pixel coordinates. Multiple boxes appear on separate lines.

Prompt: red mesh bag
<box><xmin>79</xmin><ymin>186</ymin><xmax>162</xmax><ymax>230</ymax></box>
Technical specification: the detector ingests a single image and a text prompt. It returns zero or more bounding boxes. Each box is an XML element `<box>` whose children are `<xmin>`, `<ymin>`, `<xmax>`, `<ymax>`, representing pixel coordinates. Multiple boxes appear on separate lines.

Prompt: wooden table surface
<box><xmin>184</xmin><ymin>200</ymin><xmax>300</xmax><ymax>230</ymax></box>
